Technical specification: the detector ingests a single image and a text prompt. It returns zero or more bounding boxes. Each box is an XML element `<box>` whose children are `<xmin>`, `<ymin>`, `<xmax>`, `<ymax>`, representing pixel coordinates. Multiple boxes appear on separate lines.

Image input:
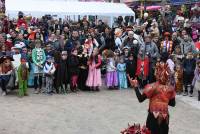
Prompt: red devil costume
<box><xmin>121</xmin><ymin>124</ymin><xmax>151</xmax><ymax>134</ymax></box>
<box><xmin>129</xmin><ymin>61</ymin><xmax>176</xmax><ymax>134</ymax></box>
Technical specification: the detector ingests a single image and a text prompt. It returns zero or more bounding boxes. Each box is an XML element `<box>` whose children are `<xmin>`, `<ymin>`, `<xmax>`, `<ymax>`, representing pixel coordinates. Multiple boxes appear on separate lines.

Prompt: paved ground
<box><xmin>0</xmin><ymin>88</ymin><xmax>200</xmax><ymax>134</ymax></box>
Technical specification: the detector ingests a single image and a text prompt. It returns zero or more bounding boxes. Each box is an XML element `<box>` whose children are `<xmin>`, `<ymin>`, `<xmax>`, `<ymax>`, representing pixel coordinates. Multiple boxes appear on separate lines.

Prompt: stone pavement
<box><xmin>0</xmin><ymin>89</ymin><xmax>199</xmax><ymax>134</ymax></box>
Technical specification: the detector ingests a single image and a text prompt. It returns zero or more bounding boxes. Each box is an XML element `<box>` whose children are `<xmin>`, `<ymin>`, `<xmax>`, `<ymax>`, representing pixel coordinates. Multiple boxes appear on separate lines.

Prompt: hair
<box><xmin>0</xmin><ymin>44</ymin><xmax>6</xmax><ymax>51</ymax></box>
<box><xmin>107</xmin><ymin>50</ymin><xmax>114</xmax><ymax>58</ymax></box>
<box><xmin>89</xmin><ymin>47</ymin><xmax>99</xmax><ymax>64</ymax></box>
<box><xmin>71</xmin><ymin>48</ymin><xmax>77</xmax><ymax>53</ymax></box>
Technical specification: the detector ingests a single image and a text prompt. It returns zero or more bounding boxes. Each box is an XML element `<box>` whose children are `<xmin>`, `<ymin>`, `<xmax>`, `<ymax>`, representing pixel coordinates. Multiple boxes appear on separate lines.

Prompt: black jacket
<box><xmin>183</xmin><ymin>58</ymin><xmax>196</xmax><ymax>74</ymax></box>
<box><xmin>68</xmin><ymin>55</ymin><xmax>79</xmax><ymax>75</ymax></box>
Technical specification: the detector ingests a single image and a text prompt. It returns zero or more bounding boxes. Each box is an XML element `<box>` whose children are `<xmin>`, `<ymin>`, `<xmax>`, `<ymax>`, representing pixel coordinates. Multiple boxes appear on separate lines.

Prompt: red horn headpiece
<box><xmin>155</xmin><ymin>62</ymin><xmax>170</xmax><ymax>85</ymax></box>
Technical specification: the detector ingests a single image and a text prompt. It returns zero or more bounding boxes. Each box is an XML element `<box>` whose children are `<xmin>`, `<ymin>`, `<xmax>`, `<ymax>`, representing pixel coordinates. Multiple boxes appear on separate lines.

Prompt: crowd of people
<box><xmin>0</xmin><ymin>4</ymin><xmax>200</xmax><ymax>102</ymax></box>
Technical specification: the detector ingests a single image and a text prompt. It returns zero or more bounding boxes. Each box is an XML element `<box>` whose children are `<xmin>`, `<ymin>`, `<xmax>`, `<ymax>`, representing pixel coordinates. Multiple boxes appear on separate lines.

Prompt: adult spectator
<box><xmin>180</xmin><ymin>34</ymin><xmax>197</xmax><ymax>55</ymax></box>
<box><xmin>64</xmin><ymin>30</ymin><xmax>80</xmax><ymax>54</ymax></box>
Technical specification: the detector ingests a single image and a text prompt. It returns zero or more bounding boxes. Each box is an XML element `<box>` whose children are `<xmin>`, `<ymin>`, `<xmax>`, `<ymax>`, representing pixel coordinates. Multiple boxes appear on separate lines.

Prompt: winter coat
<box><xmin>180</xmin><ymin>40</ymin><xmax>197</xmax><ymax>55</ymax></box>
<box><xmin>68</xmin><ymin>55</ymin><xmax>79</xmax><ymax>75</ymax></box>
<box><xmin>183</xmin><ymin>58</ymin><xmax>196</xmax><ymax>75</ymax></box>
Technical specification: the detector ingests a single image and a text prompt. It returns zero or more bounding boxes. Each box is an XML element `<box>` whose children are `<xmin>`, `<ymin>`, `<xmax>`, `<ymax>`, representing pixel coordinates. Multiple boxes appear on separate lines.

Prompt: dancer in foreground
<box><xmin>129</xmin><ymin>61</ymin><xmax>176</xmax><ymax>134</ymax></box>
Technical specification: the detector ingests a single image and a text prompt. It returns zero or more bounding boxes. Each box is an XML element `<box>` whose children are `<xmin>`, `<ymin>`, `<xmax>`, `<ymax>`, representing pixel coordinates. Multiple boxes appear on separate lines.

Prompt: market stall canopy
<box><xmin>170</xmin><ymin>0</ymin><xmax>199</xmax><ymax>5</ymax></box>
<box><xmin>6</xmin><ymin>0</ymin><xmax>135</xmax><ymax>17</ymax></box>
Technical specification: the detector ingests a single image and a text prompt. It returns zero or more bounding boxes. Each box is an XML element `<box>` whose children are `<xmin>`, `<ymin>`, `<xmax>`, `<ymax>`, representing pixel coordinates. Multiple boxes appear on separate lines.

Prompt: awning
<box><xmin>6</xmin><ymin>0</ymin><xmax>135</xmax><ymax>17</ymax></box>
<box><xmin>170</xmin><ymin>0</ymin><xmax>198</xmax><ymax>5</ymax></box>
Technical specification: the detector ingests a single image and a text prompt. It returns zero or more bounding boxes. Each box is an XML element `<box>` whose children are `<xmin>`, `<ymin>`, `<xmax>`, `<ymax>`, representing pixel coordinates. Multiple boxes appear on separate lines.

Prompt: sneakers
<box><xmin>34</xmin><ymin>89</ymin><xmax>40</xmax><ymax>94</ymax></box>
<box><xmin>189</xmin><ymin>93</ymin><xmax>193</xmax><ymax>97</ymax></box>
<box><xmin>183</xmin><ymin>92</ymin><xmax>188</xmax><ymax>96</ymax></box>
<box><xmin>2</xmin><ymin>92</ymin><xmax>6</xmax><ymax>96</ymax></box>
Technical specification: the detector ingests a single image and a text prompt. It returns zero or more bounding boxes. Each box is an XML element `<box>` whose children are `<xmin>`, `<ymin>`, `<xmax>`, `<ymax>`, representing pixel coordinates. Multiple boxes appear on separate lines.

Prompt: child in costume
<box><xmin>32</xmin><ymin>41</ymin><xmax>46</xmax><ymax>94</ymax></box>
<box><xmin>135</xmin><ymin>47</ymin><xmax>149</xmax><ymax>88</ymax></box>
<box><xmin>17</xmin><ymin>57</ymin><xmax>29</xmax><ymax>97</ymax></box>
<box><xmin>174</xmin><ymin>64</ymin><xmax>183</xmax><ymax>94</ymax></box>
<box><xmin>166</xmin><ymin>55</ymin><xmax>175</xmax><ymax>86</ymax></box>
<box><xmin>86</xmin><ymin>47</ymin><xmax>102</xmax><ymax>91</ymax></box>
<box><xmin>172</xmin><ymin>45</ymin><xmax>184</xmax><ymax>64</ymax></box>
<box><xmin>126</xmin><ymin>53</ymin><xmax>137</xmax><ymax>87</ymax></box>
<box><xmin>105</xmin><ymin>50</ymin><xmax>118</xmax><ymax>89</ymax></box>
<box><xmin>123</xmin><ymin>47</ymin><xmax>130</xmax><ymax>64</ymax></box>
<box><xmin>192</xmin><ymin>61</ymin><xmax>200</xmax><ymax>101</ymax></box>
<box><xmin>43</xmin><ymin>55</ymin><xmax>56</xmax><ymax>95</ymax></box>
<box><xmin>68</xmin><ymin>48</ymin><xmax>79</xmax><ymax>92</ymax></box>
<box><xmin>160</xmin><ymin>32</ymin><xmax>173</xmax><ymax>55</ymax></box>
<box><xmin>84</xmin><ymin>34</ymin><xmax>99</xmax><ymax>56</ymax></box>
<box><xmin>117</xmin><ymin>56</ymin><xmax>127</xmax><ymax>89</ymax></box>
<box><xmin>183</xmin><ymin>52</ymin><xmax>196</xmax><ymax>96</ymax></box>
<box><xmin>55</xmin><ymin>51</ymin><xmax>69</xmax><ymax>94</ymax></box>
<box><xmin>78</xmin><ymin>47</ymin><xmax>89</xmax><ymax>91</ymax></box>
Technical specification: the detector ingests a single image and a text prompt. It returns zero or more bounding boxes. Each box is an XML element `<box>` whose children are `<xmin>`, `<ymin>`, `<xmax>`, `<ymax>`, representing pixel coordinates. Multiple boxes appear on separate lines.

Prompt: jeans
<box><xmin>0</xmin><ymin>75</ymin><xmax>10</xmax><ymax>93</ymax></box>
<box><xmin>34</xmin><ymin>75</ymin><xmax>42</xmax><ymax>90</ymax></box>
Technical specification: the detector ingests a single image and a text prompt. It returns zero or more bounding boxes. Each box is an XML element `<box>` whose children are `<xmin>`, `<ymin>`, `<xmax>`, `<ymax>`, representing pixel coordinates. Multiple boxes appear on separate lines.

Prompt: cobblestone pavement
<box><xmin>0</xmin><ymin>89</ymin><xmax>199</xmax><ymax>134</ymax></box>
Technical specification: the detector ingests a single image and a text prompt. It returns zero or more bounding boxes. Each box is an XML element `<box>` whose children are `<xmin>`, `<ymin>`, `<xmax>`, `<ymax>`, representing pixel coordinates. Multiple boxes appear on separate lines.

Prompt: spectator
<box><xmin>180</xmin><ymin>34</ymin><xmax>197</xmax><ymax>55</ymax></box>
<box><xmin>183</xmin><ymin>52</ymin><xmax>196</xmax><ymax>96</ymax></box>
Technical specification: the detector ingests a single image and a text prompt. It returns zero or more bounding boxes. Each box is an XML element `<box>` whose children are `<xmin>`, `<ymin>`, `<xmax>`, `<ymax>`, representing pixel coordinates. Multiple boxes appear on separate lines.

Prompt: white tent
<box><xmin>6</xmin><ymin>0</ymin><xmax>135</xmax><ymax>17</ymax></box>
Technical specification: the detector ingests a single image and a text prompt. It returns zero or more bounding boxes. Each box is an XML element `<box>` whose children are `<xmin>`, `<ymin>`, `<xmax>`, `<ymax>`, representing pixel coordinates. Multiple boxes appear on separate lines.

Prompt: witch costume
<box><xmin>55</xmin><ymin>51</ymin><xmax>69</xmax><ymax>93</ymax></box>
<box><xmin>78</xmin><ymin>53</ymin><xmax>89</xmax><ymax>91</ymax></box>
<box><xmin>68</xmin><ymin>53</ymin><xmax>79</xmax><ymax>92</ymax></box>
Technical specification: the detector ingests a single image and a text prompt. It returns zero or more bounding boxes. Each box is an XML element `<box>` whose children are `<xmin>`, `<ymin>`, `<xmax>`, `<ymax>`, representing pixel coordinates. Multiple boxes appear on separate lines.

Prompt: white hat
<box><xmin>133</xmin><ymin>40</ymin><xmax>138</xmax><ymax>45</ymax></box>
<box><xmin>14</xmin><ymin>42</ymin><xmax>25</xmax><ymax>49</ymax></box>
<box><xmin>177</xmin><ymin>16</ymin><xmax>184</xmax><ymax>21</ymax></box>
<box><xmin>144</xmin><ymin>12</ymin><xmax>148</xmax><ymax>18</ymax></box>
<box><xmin>6</xmin><ymin>34</ymin><xmax>11</xmax><ymax>39</ymax></box>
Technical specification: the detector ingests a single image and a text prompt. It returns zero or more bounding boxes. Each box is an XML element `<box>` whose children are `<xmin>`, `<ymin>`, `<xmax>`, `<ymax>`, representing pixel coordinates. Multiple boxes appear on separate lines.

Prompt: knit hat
<box><xmin>46</xmin><ymin>55</ymin><xmax>53</xmax><ymax>61</ymax></box>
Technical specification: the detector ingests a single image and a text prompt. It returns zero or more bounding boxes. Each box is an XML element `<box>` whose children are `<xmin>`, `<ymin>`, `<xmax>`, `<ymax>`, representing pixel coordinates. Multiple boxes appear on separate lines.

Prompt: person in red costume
<box><xmin>16</xmin><ymin>11</ymin><xmax>28</xmax><ymax>32</ymax></box>
<box><xmin>135</xmin><ymin>47</ymin><xmax>149</xmax><ymax>88</ymax></box>
<box><xmin>129</xmin><ymin>60</ymin><xmax>176</xmax><ymax>134</ymax></box>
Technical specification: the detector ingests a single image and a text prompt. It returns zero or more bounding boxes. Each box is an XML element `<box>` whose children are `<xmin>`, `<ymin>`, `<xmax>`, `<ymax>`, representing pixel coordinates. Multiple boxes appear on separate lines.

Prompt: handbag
<box><xmin>194</xmin><ymin>80</ymin><xmax>200</xmax><ymax>91</ymax></box>
<box><xmin>6</xmin><ymin>71</ymin><xmax>16</xmax><ymax>90</ymax></box>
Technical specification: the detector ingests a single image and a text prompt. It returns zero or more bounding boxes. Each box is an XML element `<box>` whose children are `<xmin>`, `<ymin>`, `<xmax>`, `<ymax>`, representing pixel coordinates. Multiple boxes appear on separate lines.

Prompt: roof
<box><xmin>6</xmin><ymin>0</ymin><xmax>135</xmax><ymax>17</ymax></box>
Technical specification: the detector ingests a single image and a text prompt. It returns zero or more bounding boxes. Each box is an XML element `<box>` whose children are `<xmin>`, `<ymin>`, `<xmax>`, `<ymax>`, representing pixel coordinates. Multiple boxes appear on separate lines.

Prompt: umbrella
<box><xmin>0</xmin><ymin>55</ymin><xmax>14</xmax><ymax>64</ymax></box>
<box><xmin>146</xmin><ymin>6</ymin><xmax>162</xmax><ymax>11</ymax></box>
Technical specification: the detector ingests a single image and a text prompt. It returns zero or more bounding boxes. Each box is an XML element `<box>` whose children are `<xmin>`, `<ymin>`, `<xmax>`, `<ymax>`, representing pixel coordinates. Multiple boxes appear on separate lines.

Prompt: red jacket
<box><xmin>136</xmin><ymin>56</ymin><xmax>149</xmax><ymax>79</ymax></box>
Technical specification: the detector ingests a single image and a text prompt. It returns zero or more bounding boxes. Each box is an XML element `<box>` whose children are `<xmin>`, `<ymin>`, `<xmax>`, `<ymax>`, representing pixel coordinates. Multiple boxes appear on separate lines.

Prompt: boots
<box><xmin>198</xmin><ymin>91</ymin><xmax>200</xmax><ymax>101</ymax></box>
<box><xmin>189</xmin><ymin>85</ymin><xmax>194</xmax><ymax>97</ymax></box>
<box><xmin>183</xmin><ymin>85</ymin><xmax>188</xmax><ymax>96</ymax></box>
